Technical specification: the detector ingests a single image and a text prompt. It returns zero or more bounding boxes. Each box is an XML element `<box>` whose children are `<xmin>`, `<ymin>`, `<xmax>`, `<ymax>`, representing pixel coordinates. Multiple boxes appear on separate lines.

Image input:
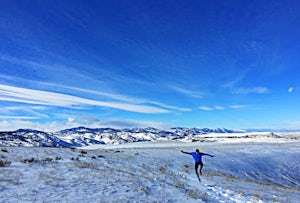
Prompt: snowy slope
<box><xmin>0</xmin><ymin>142</ymin><xmax>299</xmax><ymax>202</ymax></box>
<box><xmin>0</xmin><ymin>129</ymin><xmax>71</xmax><ymax>147</ymax></box>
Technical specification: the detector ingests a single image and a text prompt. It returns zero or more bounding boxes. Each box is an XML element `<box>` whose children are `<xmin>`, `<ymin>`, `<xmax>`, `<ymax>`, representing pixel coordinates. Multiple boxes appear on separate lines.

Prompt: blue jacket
<box><xmin>187</xmin><ymin>152</ymin><xmax>213</xmax><ymax>162</ymax></box>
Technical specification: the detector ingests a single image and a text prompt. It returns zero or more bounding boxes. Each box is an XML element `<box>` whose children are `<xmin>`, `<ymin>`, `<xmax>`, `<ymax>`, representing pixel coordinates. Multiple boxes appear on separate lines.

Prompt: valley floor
<box><xmin>0</xmin><ymin>142</ymin><xmax>299</xmax><ymax>202</ymax></box>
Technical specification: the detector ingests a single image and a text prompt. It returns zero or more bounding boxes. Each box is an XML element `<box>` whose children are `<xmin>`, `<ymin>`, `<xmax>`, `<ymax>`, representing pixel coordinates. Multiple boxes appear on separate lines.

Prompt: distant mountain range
<box><xmin>0</xmin><ymin>127</ymin><xmax>245</xmax><ymax>147</ymax></box>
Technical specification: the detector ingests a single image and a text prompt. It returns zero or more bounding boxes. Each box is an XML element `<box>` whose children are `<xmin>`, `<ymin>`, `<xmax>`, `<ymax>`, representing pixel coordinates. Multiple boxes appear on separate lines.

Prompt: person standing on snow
<box><xmin>181</xmin><ymin>149</ymin><xmax>215</xmax><ymax>181</ymax></box>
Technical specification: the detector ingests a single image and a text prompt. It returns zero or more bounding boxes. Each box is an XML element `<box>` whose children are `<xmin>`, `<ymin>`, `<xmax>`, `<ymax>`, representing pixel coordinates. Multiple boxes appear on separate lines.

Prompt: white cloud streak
<box><xmin>223</xmin><ymin>72</ymin><xmax>269</xmax><ymax>95</ymax></box>
<box><xmin>199</xmin><ymin>105</ymin><xmax>246</xmax><ymax>111</ymax></box>
<box><xmin>53</xmin><ymin>85</ymin><xmax>191</xmax><ymax>112</ymax></box>
<box><xmin>0</xmin><ymin>74</ymin><xmax>189</xmax><ymax>113</ymax></box>
<box><xmin>169</xmin><ymin>86</ymin><xmax>204</xmax><ymax>99</ymax></box>
<box><xmin>148</xmin><ymin>101</ymin><xmax>191</xmax><ymax>112</ymax></box>
<box><xmin>199</xmin><ymin>106</ymin><xmax>213</xmax><ymax>111</ymax></box>
<box><xmin>0</xmin><ymin>84</ymin><xmax>170</xmax><ymax>114</ymax></box>
<box><xmin>232</xmin><ymin>87</ymin><xmax>269</xmax><ymax>94</ymax></box>
<box><xmin>229</xmin><ymin>105</ymin><xmax>247</xmax><ymax>109</ymax></box>
<box><xmin>0</xmin><ymin>116</ymin><xmax>39</xmax><ymax>120</ymax></box>
<box><xmin>215</xmin><ymin>106</ymin><xmax>225</xmax><ymax>110</ymax></box>
<box><xmin>288</xmin><ymin>87</ymin><xmax>293</xmax><ymax>93</ymax></box>
<box><xmin>0</xmin><ymin>106</ymin><xmax>48</xmax><ymax>117</ymax></box>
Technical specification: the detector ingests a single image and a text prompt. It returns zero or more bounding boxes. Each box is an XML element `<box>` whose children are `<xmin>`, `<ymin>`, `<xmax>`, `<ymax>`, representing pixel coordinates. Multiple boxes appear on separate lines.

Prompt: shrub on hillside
<box><xmin>0</xmin><ymin>160</ymin><xmax>11</xmax><ymax>167</ymax></box>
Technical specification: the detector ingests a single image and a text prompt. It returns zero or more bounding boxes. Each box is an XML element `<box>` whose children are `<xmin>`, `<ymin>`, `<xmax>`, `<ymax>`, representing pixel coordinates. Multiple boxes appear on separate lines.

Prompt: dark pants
<box><xmin>195</xmin><ymin>161</ymin><xmax>203</xmax><ymax>178</ymax></box>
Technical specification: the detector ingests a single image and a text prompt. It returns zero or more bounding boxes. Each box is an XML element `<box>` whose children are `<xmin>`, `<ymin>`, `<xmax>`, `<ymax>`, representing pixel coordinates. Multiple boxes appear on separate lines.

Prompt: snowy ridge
<box><xmin>0</xmin><ymin>127</ymin><xmax>299</xmax><ymax>147</ymax></box>
<box><xmin>0</xmin><ymin>129</ymin><xmax>71</xmax><ymax>147</ymax></box>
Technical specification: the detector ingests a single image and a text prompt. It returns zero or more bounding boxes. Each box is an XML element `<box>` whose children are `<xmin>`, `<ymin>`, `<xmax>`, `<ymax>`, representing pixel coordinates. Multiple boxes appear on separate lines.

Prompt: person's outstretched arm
<box><xmin>202</xmin><ymin>153</ymin><xmax>215</xmax><ymax>157</ymax></box>
<box><xmin>180</xmin><ymin>150</ymin><xmax>190</xmax><ymax>154</ymax></box>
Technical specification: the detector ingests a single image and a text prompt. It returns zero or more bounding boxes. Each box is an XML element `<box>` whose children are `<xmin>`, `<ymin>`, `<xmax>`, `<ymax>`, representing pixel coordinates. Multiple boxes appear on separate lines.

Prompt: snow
<box><xmin>2</xmin><ymin>127</ymin><xmax>299</xmax><ymax>147</ymax></box>
<box><xmin>1</xmin><ymin>140</ymin><xmax>299</xmax><ymax>202</ymax></box>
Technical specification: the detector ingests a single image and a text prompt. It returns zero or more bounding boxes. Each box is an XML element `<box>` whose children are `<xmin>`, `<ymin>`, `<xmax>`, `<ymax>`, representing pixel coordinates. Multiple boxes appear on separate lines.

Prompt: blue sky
<box><xmin>0</xmin><ymin>0</ymin><xmax>300</xmax><ymax>131</ymax></box>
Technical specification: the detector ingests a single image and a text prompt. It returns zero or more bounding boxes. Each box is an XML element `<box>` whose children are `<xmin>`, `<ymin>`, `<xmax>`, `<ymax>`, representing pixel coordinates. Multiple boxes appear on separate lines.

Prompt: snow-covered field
<box><xmin>1</xmin><ymin>139</ymin><xmax>300</xmax><ymax>202</ymax></box>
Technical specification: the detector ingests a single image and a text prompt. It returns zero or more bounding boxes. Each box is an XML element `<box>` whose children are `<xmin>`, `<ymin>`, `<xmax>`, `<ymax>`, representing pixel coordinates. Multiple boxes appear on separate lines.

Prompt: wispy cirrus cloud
<box><xmin>0</xmin><ymin>106</ymin><xmax>49</xmax><ymax>120</ymax></box>
<box><xmin>148</xmin><ymin>101</ymin><xmax>191</xmax><ymax>112</ymax></box>
<box><xmin>215</xmin><ymin>106</ymin><xmax>225</xmax><ymax>110</ymax></box>
<box><xmin>199</xmin><ymin>106</ymin><xmax>213</xmax><ymax>111</ymax></box>
<box><xmin>0</xmin><ymin>116</ymin><xmax>40</xmax><ymax>120</ymax></box>
<box><xmin>0</xmin><ymin>53</ymin><xmax>157</xmax><ymax>93</ymax></box>
<box><xmin>223</xmin><ymin>72</ymin><xmax>247</xmax><ymax>89</ymax></box>
<box><xmin>1</xmin><ymin>51</ymin><xmax>192</xmax><ymax>113</ymax></box>
<box><xmin>229</xmin><ymin>105</ymin><xmax>247</xmax><ymax>109</ymax></box>
<box><xmin>168</xmin><ymin>85</ymin><xmax>204</xmax><ymax>99</ymax></box>
<box><xmin>199</xmin><ymin>105</ymin><xmax>247</xmax><ymax>111</ymax></box>
<box><xmin>232</xmin><ymin>87</ymin><xmax>269</xmax><ymax>94</ymax></box>
<box><xmin>52</xmin><ymin>85</ymin><xmax>191</xmax><ymax>112</ymax></box>
<box><xmin>0</xmin><ymin>84</ymin><xmax>170</xmax><ymax>114</ymax></box>
<box><xmin>223</xmin><ymin>71</ymin><xmax>269</xmax><ymax>95</ymax></box>
<box><xmin>0</xmin><ymin>73</ymin><xmax>140</xmax><ymax>105</ymax></box>
<box><xmin>0</xmin><ymin>71</ymin><xmax>190</xmax><ymax>114</ymax></box>
<box><xmin>0</xmin><ymin>54</ymin><xmax>111</xmax><ymax>87</ymax></box>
